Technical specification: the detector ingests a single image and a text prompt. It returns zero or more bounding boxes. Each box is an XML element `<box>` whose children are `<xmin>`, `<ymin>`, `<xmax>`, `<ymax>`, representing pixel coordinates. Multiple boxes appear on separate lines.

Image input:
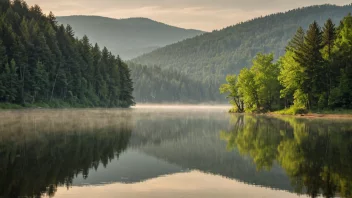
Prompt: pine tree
<box><xmin>322</xmin><ymin>19</ymin><xmax>336</xmax><ymax>60</ymax></box>
<box><xmin>0</xmin><ymin>39</ymin><xmax>7</xmax><ymax>101</ymax></box>
<box><xmin>0</xmin><ymin>39</ymin><xmax>7</xmax><ymax>71</ymax></box>
<box><xmin>12</xmin><ymin>38</ymin><xmax>28</xmax><ymax>104</ymax></box>
<box><xmin>0</xmin><ymin>1</ymin><xmax>134</xmax><ymax>107</ymax></box>
<box><xmin>47</xmin><ymin>11</ymin><xmax>57</xmax><ymax>27</ymax></box>
<box><xmin>29</xmin><ymin>4</ymin><xmax>43</xmax><ymax>20</ymax></box>
<box><xmin>6</xmin><ymin>59</ymin><xmax>19</xmax><ymax>102</ymax></box>
<box><xmin>33</xmin><ymin>61</ymin><xmax>48</xmax><ymax>101</ymax></box>
<box><xmin>65</xmin><ymin>24</ymin><xmax>74</xmax><ymax>39</ymax></box>
<box><xmin>286</xmin><ymin>27</ymin><xmax>305</xmax><ymax>53</ymax></box>
<box><xmin>0</xmin><ymin>0</ymin><xmax>10</xmax><ymax>13</ymax></box>
<box><xmin>294</xmin><ymin>21</ymin><xmax>324</xmax><ymax>109</ymax></box>
<box><xmin>92</xmin><ymin>43</ymin><xmax>102</xmax><ymax>97</ymax></box>
<box><xmin>80</xmin><ymin>35</ymin><xmax>94</xmax><ymax>88</ymax></box>
<box><xmin>321</xmin><ymin>18</ymin><xmax>337</xmax><ymax>107</ymax></box>
<box><xmin>121</xmin><ymin>62</ymin><xmax>135</xmax><ymax>107</ymax></box>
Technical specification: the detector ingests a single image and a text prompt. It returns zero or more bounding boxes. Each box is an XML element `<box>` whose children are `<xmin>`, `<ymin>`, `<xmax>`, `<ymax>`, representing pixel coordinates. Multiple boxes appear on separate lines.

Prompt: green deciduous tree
<box><xmin>223</xmin><ymin>53</ymin><xmax>281</xmax><ymax>113</ymax></box>
<box><xmin>224</xmin><ymin>16</ymin><xmax>352</xmax><ymax>113</ymax></box>
<box><xmin>220</xmin><ymin>75</ymin><xmax>244</xmax><ymax>112</ymax></box>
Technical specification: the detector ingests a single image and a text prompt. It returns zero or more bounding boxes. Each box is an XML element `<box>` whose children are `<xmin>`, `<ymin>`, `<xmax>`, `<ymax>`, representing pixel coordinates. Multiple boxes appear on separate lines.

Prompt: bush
<box><xmin>228</xmin><ymin>107</ymin><xmax>239</xmax><ymax>113</ymax></box>
<box><xmin>0</xmin><ymin>103</ymin><xmax>23</xmax><ymax>109</ymax></box>
<box><xmin>275</xmin><ymin>106</ymin><xmax>308</xmax><ymax>115</ymax></box>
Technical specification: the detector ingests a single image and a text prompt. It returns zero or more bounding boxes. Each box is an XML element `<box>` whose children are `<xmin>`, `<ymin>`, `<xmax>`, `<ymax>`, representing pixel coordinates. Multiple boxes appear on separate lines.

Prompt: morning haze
<box><xmin>1</xmin><ymin>0</ymin><xmax>352</xmax><ymax>197</ymax></box>
<box><xmin>25</xmin><ymin>0</ymin><xmax>351</xmax><ymax>31</ymax></box>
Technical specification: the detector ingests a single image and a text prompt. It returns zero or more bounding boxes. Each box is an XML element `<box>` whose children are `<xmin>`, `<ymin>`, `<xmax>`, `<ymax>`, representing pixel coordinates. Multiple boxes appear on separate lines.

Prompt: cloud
<box><xmin>25</xmin><ymin>0</ymin><xmax>351</xmax><ymax>31</ymax></box>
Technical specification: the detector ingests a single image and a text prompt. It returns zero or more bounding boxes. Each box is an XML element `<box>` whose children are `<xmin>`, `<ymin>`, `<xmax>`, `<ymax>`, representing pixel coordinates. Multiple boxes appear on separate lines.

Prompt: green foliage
<box><xmin>224</xmin><ymin>15</ymin><xmax>352</xmax><ymax>113</ymax></box>
<box><xmin>221</xmin><ymin>53</ymin><xmax>281</xmax><ymax>113</ymax></box>
<box><xmin>222</xmin><ymin>116</ymin><xmax>352</xmax><ymax>197</ymax></box>
<box><xmin>219</xmin><ymin>75</ymin><xmax>244</xmax><ymax>112</ymax></box>
<box><xmin>129</xmin><ymin>62</ymin><xmax>219</xmax><ymax>103</ymax></box>
<box><xmin>278</xmin><ymin>51</ymin><xmax>303</xmax><ymax>100</ymax></box>
<box><xmin>133</xmin><ymin>5</ymin><xmax>352</xmax><ymax>103</ymax></box>
<box><xmin>251</xmin><ymin>53</ymin><xmax>281</xmax><ymax>111</ymax></box>
<box><xmin>297</xmin><ymin>21</ymin><xmax>324</xmax><ymax>108</ymax></box>
<box><xmin>322</xmin><ymin>18</ymin><xmax>336</xmax><ymax>60</ymax></box>
<box><xmin>0</xmin><ymin>0</ymin><xmax>135</xmax><ymax>108</ymax></box>
<box><xmin>274</xmin><ymin>106</ymin><xmax>308</xmax><ymax>115</ymax></box>
<box><xmin>330</xmin><ymin>14</ymin><xmax>352</xmax><ymax>109</ymax></box>
<box><xmin>0</xmin><ymin>102</ymin><xmax>22</xmax><ymax>109</ymax></box>
<box><xmin>293</xmin><ymin>89</ymin><xmax>308</xmax><ymax>109</ymax></box>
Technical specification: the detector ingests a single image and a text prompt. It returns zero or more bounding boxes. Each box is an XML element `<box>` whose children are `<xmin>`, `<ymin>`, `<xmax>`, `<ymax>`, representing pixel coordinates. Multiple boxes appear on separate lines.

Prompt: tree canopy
<box><xmin>221</xmin><ymin>15</ymin><xmax>352</xmax><ymax>113</ymax></box>
<box><xmin>133</xmin><ymin>4</ymin><xmax>352</xmax><ymax>103</ymax></box>
<box><xmin>0</xmin><ymin>0</ymin><xmax>135</xmax><ymax>108</ymax></box>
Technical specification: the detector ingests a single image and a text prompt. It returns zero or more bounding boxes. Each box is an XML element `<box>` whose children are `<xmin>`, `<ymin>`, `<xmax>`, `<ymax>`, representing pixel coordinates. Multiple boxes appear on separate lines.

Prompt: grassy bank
<box><xmin>268</xmin><ymin>106</ymin><xmax>352</xmax><ymax>119</ymax></box>
<box><xmin>272</xmin><ymin>106</ymin><xmax>352</xmax><ymax>115</ymax></box>
<box><xmin>0</xmin><ymin>103</ymin><xmax>24</xmax><ymax>109</ymax></box>
<box><xmin>225</xmin><ymin>105</ymin><xmax>352</xmax><ymax>119</ymax></box>
<box><xmin>0</xmin><ymin>101</ymin><xmax>78</xmax><ymax>110</ymax></box>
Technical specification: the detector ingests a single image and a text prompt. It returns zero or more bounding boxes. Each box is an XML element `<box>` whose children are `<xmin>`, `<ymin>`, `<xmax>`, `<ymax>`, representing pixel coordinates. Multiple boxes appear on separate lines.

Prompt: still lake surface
<box><xmin>1</xmin><ymin>106</ymin><xmax>352</xmax><ymax>198</ymax></box>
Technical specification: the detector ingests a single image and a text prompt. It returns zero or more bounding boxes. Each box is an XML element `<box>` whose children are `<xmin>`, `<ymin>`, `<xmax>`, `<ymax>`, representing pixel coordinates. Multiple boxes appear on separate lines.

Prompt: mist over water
<box><xmin>133</xmin><ymin>104</ymin><xmax>231</xmax><ymax>111</ymax></box>
<box><xmin>0</xmin><ymin>107</ymin><xmax>351</xmax><ymax>198</ymax></box>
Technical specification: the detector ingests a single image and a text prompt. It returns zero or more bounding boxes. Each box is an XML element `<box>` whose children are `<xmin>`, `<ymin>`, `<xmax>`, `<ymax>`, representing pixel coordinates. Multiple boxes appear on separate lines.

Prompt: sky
<box><xmin>26</xmin><ymin>0</ymin><xmax>350</xmax><ymax>31</ymax></box>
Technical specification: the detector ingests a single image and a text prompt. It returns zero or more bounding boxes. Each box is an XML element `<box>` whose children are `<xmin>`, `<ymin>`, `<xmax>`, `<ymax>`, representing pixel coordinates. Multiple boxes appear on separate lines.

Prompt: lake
<box><xmin>0</xmin><ymin>106</ymin><xmax>351</xmax><ymax>198</ymax></box>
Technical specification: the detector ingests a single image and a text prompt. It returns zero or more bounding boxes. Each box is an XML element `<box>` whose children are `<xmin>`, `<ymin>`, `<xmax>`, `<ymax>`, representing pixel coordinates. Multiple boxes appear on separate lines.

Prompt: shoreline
<box><xmin>1</xmin><ymin>103</ymin><xmax>351</xmax><ymax>120</ymax></box>
<box><xmin>267</xmin><ymin>112</ymin><xmax>352</xmax><ymax>120</ymax></box>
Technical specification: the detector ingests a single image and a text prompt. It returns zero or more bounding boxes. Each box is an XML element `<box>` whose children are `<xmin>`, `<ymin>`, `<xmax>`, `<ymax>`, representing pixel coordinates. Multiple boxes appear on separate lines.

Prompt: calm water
<box><xmin>0</xmin><ymin>106</ymin><xmax>352</xmax><ymax>198</ymax></box>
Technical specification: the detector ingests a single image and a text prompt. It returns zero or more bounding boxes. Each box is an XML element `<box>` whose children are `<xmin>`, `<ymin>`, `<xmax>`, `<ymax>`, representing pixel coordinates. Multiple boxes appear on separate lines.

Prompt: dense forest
<box><xmin>57</xmin><ymin>16</ymin><xmax>204</xmax><ymax>59</ymax></box>
<box><xmin>221</xmin><ymin>15</ymin><xmax>352</xmax><ymax>113</ymax></box>
<box><xmin>129</xmin><ymin>62</ymin><xmax>222</xmax><ymax>103</ymax></box>
<box><xmin>133</xmin><ymin>4</ymin><xmax>352</xmax><ymax>103</ymax></box>
<box><xmin>0</xmin><ymin>0</ymin><xmax>134</xmax><ymax>108</ymax></box>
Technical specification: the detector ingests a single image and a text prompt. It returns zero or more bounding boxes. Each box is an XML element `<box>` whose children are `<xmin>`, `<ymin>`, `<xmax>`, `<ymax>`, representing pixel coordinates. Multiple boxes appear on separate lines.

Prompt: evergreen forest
<box><xmin>129</xmin><ymin>62</ymin><xmax>219</xmax><ymax>103</ymax></box>
<box><xmin>0</xmin><ymin>0</ymin><xmax>135</xmax><ymax>108</ymax></box>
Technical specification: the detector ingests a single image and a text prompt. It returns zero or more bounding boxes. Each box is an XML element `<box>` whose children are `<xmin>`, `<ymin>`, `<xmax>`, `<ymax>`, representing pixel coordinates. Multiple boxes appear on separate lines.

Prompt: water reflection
<box><xmin>54</xmin><ymin>171</ymin><xmax>310</xmax><ymax>198</ymax></box>
<box><xmin>0</xmin><ymin>110</ymin><xmax>132</xmax><ymax>197</ymax></box>
<box><xmin>221</xmin><ymin>115</ymin><xmax>352</xmax><ymax>198</ymax></box>
<box><xmin>0</xmin><ymin>109</ymin><xmax>351</xmax><ymax>198</ymax></box>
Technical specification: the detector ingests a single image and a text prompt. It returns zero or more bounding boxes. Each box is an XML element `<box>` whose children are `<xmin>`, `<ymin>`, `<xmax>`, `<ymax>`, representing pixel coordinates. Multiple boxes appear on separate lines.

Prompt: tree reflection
<box><xmin>0</xmin><ymin>110</ymin><xmax>132</xmax><ymax>198</ymax></box>
<box><xmin>221</xmin><ymin>116</ymin><xmax>352</xmax><ymax>198</ymax></box>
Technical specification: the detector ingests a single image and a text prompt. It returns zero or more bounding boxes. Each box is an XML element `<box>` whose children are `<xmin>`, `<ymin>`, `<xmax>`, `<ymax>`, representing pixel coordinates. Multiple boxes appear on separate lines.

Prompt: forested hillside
<box><xmin>57</xmin><ymin>16</ymin><xmax>205</xmax><ymax>59</ymax></box>
<box><xmin>129</xmin><ymin>63</ymin><xmax>221</xmax><ymax>103</ymax></box>
<box><xmin>133</xmin><ymin>4</ymin><xmax>352</xmax><ymax>103</ymax></box>
<box><xmin>0</xmin><ymin>0</ymin><xmax>134</xmax><ymax>108</ymax></box>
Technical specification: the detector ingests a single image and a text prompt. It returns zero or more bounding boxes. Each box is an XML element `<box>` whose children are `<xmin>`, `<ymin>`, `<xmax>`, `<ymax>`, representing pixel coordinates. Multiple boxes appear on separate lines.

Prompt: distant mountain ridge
<box><xmin>57</xmin><ymin>16</ymin><xmax>205</xmax><ymax>59</ymax></box>
<box><xmin>60</xmin><ymin>5</ymin><xmax>352</xmax><ymax>103</ymax></box>
<box><xmin>131</xmin><ymin>4</ymin><xmax>352</xmax><ymax>102</ymax></box>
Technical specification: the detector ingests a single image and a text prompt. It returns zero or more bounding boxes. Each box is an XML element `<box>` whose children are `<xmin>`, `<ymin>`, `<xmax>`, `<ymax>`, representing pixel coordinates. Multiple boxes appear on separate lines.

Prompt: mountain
<box><xmin>57</xmin><ymin>16</ymin><xmax>205</xmax><ymax>59</ymax></box>
<box><xmin>132</xmin><ymin>4</ymin><xmax>352</xmax><ymax>102</ymax></box>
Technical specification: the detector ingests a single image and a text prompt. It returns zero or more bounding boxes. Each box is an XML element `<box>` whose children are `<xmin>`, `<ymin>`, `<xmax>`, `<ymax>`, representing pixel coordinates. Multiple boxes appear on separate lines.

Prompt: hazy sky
<box><xmin>26</xmin><ymin>0</ymin><xmax>350</xmax><ymax>31</ymax></box>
